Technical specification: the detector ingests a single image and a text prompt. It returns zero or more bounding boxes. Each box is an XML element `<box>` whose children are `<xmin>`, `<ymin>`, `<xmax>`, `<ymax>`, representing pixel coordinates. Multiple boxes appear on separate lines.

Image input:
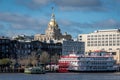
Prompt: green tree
<box><xmin>0</xmin><ymin>58</ymin><xmax>11</xmax><ymax>65</ymax></box>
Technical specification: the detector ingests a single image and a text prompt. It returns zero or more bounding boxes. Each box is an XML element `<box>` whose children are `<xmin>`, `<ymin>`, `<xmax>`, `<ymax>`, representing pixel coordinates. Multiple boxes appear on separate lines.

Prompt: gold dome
<box><xmin>48</xmin><ymin>8</ymin><xmax>58</xmax><ymax>28</ymax></box>
<box><xmin>49</xmin><ymin>19</ymin><xmax>57</xmax><ymax>26</ymax></box>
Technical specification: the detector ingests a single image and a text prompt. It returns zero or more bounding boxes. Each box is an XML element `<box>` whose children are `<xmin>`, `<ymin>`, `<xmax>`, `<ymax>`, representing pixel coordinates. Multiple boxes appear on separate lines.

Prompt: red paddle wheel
<box><xmin>58</xmin><ymin>62</ymin><xmax>69</xmax><ymax>73</ymax></box>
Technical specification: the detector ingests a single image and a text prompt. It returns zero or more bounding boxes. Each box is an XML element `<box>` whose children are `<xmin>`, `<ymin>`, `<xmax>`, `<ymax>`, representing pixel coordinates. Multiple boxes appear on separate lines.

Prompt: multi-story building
<box><xmin>41</xmin><ymin>42</ymin><xmax>62</xmax><ymax>56</ymax></box>
<box><xmin>78</xmin><ymin>29</ymin><xmax>120</xmax><ymax>63</ymax></box>
<box><xmin>62</xmin><ymin>40</ymin><xmax>85</xmax><ymax>55</ymax></box>
<box><xmin>12</xmin><ymin>34</ymin><xmax>34</xmax><ymax>42</ymax></box>
<box><xmin>0</xmin><ymin>38</ymin><xmax>11</xmax><ymax>59</ymax></box>
<box><xmin>0</xmin><ymin>37</ymin><xmax>62</xmax><ymax>59</ymax></box>
<box><xmin>10</xmin><ymin>40</ymin><xmax>19</xmax><ymax>59</ymax></box>
<box><xmin>34</xmin><ymin>9</ymin><xmax>72</xmax><ymax>43</ymax></box>
<box><xmin>16</xmin><ymin>41</ymin><xmax>32</xmax><ymax>58</ymax></box>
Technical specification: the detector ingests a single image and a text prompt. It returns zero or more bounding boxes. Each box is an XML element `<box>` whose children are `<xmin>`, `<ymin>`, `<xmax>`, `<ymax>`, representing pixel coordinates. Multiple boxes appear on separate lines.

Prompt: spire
<box><xmin>51</xmin><ymin>7</ymin><xmax>55</xmax><ymax>19</ymax></box>
<box><xmin>48</xmin><ymin>7</ymin><xmax>58</xmax><ymax>28</ymax></box>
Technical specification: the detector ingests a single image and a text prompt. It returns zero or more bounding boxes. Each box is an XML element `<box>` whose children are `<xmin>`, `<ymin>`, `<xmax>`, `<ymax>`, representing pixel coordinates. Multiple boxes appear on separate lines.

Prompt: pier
<box><xmin>0</xmin><ymin>68</ymin><xmax>24</xmax><ymax>73</ymax></box>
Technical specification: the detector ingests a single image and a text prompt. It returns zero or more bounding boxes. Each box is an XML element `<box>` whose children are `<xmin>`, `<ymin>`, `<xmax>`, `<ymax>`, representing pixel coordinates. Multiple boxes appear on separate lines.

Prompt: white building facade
<box><xmin>62</xmin><ymin>40</ymin><xmax>85</xmax><ymax>55</ymax></box>
<box><xmin>78</xmin><ymin>29</ymin><xmax>120</xmax><ymax>63</ymax></box>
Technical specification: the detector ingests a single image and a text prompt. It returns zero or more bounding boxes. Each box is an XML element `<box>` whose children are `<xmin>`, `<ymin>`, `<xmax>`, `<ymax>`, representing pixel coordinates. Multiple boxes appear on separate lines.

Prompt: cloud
<box><xmin>58</xmin><ymin>20</ymin><xmax>91</xmax><ymax>37</ymax></box>
<box><xmin>55</xmin><ymin>0</ymin><xmax>101</xmax><ymax>7</ymax></box>
<box><xmin>0</xmin><ymin>12</ymin><xmax>49</xmax><ymax>36</ymax></box>
<box><xmin>0</xmin><ymin>12</ymin><xmax>120</xmax><ymax>37</ymax></box>
<box><xmin>92</xmin><ymin>19</ymin><xmax>120</xmax><ymax>28</ymax></box>
<box><xmin>0</xmin><ymin>24</ymin><xmax>4</xmax><ymax>28</ymax></box>
<box><xmin>54</xmin><ymin>0</ymin><xmax>102</xmax><ymax>11</ymax></box>
<box><xmin>60</xmin><ymin>19</ymin><xmax>120</xmax><ymax>28</ymax></box>
<box><xmin>16</xmin><ymin>0</ymin><xmax>50</xmax><ymax>10</ymax></box>
<box><xmin>16</xmin><ymin>0</ymin><xmax>106</xmax><ymax>11</ymax></box>
<box><xmin>58</xmin><ymin>19</ymin><xmax>120</xmax><ymax>37</ymax></box>
<box><xmin>59</xmin><ymin>19</ymin><xmax>92</xmax><ymax>29</ymax></box>
<box><xmin>0</xmin><ymin>24</ymin><xmax>6</xmax><ymax>36</ymax></box>
<box><xmin>15</xmin><ymin>0</ymin><xmax>120</xmax><ymax>12</ymax></box>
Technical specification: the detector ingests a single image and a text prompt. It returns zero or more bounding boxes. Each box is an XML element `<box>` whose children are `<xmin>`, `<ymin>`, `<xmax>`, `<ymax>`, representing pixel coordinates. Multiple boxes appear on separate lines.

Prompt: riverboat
<box><xmin>58</xmin><ymin>51</ymin><xmax>116</xmax><ymax>72</ymax></box>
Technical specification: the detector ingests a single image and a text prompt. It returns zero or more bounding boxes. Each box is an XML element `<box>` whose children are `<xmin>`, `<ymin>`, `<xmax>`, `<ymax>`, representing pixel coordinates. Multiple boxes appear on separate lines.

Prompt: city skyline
<box><xmin>0</xmin><ymin>0</ymin><xmax>120</xmax><ymax>38</ymax></box>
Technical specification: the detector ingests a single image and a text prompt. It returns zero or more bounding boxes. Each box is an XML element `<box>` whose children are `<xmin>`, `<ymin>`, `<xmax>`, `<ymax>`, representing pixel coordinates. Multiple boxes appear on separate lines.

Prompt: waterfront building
<box><xmin>11</xmin><ymin>40</ymin><xmax>62</xmax><ymax>58</ymax></box>
<box><xmin>16</xmin><ymin>41</ymin><xmax>32</xmax><ymax>58</ymax></box>
<box><xmin>10</xmin><ymin>40</ymin><xmax>19</xmax><ymax>59</ymax></box>
<box><xmin>0</xmin><ymin>37</ymin><xmax>62</xmax><ymax>59</ymax></box>
<box><xmin>78</xmin><ymin>29</ymin><xmax>120</xmax><ymax>63</ymax></box>
<box><xmin>12</xmin><ymin>34</ymin><xmax>34</xmax><ymax>42</ymax></box>
<box><xmin>41</xmin><ymin>42</ymin><xmax>62</xmax><ymax>56</ymax></box>
<box><xmin>34</xmin><ymin>8</ymin><xmax>72</xmax><ymax>43</ymax></box>
<box><xmin>0</xmin><ymin>38</ymin><xmax>11</xmax><ymax>58</ymax></box>
<box><xmin>62</xmin><ymin>40</ymin><xmax>85</xmax><ymax>55</ymax></box>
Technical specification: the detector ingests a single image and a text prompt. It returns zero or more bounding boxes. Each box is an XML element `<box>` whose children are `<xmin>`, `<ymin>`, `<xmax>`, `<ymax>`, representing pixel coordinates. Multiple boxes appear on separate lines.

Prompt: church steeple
<box><xmin>51</xmin><ymin>7</ymin><xmax>55</xmax><ymax>20</ymax></box>
<box><xmin>45</xmin><ymin>7</ymin><xmax>62</xmax><ymax>37</ymax></box>
<box><xmin>48</xmin><ymin>7</ymin><xmax>58</xmax><ymax>27</ymax></box>
<box><xmin>34</xmin><ymin>7</ymin><xmax>72</xmax><ymax>42</ymax></box>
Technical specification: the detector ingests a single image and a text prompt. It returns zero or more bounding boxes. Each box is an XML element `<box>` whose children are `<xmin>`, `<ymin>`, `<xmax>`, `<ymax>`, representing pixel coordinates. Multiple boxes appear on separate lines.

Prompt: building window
<box><xmin>94</xmin><ymin>35</ymin><xmax>97</xmax><ymax>37</ymax></box>
<box><xmin>113</xmin><ymin>44</ymin><xmax>116</xmax><ymax>46</ymax></box>
<box><xmin>94</xmin><ymin>44</ymin><xmax>97</xmax><ymax>46</ymax></box>
<box><xmin>87</xmin><ymin>44</ymin><xmax>90</xmax><ymax>46</ymax></box>
<box><xmin>98</xmin><ymin>44</ymin><xmax>101</xmax><ymax>46</ymax></box>
<box><xmin>87</xmin><ymin>35</ymin><xmax>90</xmax><ymax>37</ymax></box>
<box><xmin>109</xmin><ymin>44</ymin><xmax>112</xmax><ymax>46</ymax></box>
<box><xmin>117</xmin><ymin>44</ymin><xmax>120</xmax><ymax>46</ymax></box>
<box><xmin>109</xmin><ymin>34</ymin><xmax>112</xmax><ymax>37</ymax></box>
<box><xmin>105</xmin><ymin>35</ymin><xmax>108</xmax><ymax>37</ymax></box>
<box><xmin>87</xmin><ymin>38</ymin><xmax>90</xmax><ymax>40</ymax></box>
<box><xmin>98</xmin><ymin>35</ymin><xmax>101</xmax><ymax>37</ymax></box>
<box><xmin>91</xmin><ymin>44</ymin><xmax>93</xmax><ymax>46</ymax></box>
<box><xmin>105</xmin><ymin>44</ymin><xmax>108</xmax><ymax>46</ymax></box>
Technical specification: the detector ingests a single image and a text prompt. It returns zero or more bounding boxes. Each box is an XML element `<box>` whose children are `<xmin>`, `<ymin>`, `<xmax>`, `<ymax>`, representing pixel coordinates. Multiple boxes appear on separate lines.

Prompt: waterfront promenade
<box><xmin>0</xmin><ymin>73</ymin><xmax>120</xmax><ymax>80</ymax></box>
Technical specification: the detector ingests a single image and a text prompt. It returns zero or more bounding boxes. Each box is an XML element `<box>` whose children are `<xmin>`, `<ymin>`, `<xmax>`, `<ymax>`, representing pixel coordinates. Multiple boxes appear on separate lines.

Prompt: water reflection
<box><xmin>0</xmin><ymin>73</ymin><xmax>120</xmax><ymax>80</ymax></box>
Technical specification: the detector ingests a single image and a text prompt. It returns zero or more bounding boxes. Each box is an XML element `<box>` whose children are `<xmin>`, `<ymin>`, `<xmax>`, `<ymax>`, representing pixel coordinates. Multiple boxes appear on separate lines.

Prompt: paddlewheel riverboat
<box><xmin>58</xmin><ymin>51</ymin><xmax>116</xmax><ymax>72</ymax></box>
<box><xmin>58</xmin><ymin>53</ymin><xmax>80</xmax><ymax>72</ymax></box>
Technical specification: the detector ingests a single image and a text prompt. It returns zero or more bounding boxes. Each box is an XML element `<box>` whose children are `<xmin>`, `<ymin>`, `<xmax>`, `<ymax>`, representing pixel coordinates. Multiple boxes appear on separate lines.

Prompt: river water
<box><xmin>0</xmin><ymin>72</ymin><xmax>120</xmax><ymax>80</ymax></box>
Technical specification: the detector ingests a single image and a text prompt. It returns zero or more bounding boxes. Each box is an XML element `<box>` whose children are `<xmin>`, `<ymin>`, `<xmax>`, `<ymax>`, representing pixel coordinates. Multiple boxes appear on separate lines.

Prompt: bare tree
<box><xmin>30</xmin><ymin>52</ymin><xmax>37</xmax><ymax>66</ymax></box>
<box><xmin>40</xmin><ymin>51</ymin><xmax>49</xmax><ymax>64</ymax></box>
<box><xmin>18</xmin><ymin>51</ymin><xmax>38</xmax><ymax>67</ymax></box>
<box><xmin>51</xmin><ymin>54</ymin><xmax>59</xmax><ymax>64</ymax></box>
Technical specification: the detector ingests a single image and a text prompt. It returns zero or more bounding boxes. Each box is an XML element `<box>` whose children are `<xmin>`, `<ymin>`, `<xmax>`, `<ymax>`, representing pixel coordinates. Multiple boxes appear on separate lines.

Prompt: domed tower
<box><xmin>45</xmin><ymin>7</ymin><xmax>62</xmax><ymax>40</ymax></box>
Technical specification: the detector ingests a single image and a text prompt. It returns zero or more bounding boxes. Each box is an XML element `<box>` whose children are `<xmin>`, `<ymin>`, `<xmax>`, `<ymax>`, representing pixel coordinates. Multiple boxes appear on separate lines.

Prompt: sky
<box><xmin>0</xmin><ymin>0</ymin><xmax>120</xmax><ymax>38</ymax></box>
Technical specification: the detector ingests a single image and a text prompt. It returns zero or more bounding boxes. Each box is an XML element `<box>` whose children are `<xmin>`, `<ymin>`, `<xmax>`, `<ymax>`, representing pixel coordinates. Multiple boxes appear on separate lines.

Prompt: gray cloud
<box><xmin>16</xmin><ymin>0</ymin><xmax>50</xmax><ymax>10</ymax></box>
<box><xmin>59</xmin><ymin>19</ymin><xmax>93</xmax><ymax>29</ymax></box>
<box><xmin>54</xmin><ymin>0</ymin><xmax>103</xmax><ymax>11</ymax></box>
<box><xmin>0</xmin><ymin>12</ymin><xmax>49</xmax><ymax>36</ymax></box>
<box><xmin>0</xmin><ymin>24</ymin><xmax>6</xmax><ymax>36</ymax></box>
<box><xmin>55</xmin><ymin>0</ymin><xmax>101</xmax><ymax>7</ymax></box>
<box><xmin>15</xmin><ymin>0</ymin><xmax>120</xmax><ymax>12</ymax></box>
<box><xmin>0</xmin><ymin>12</ymin><xmax>120</xmax><ymax>37</ymax></box>
<box><xmin>58</xmin><ymin>19</ymin><xmax>120</xmax><ymax>37</ymax></box>
<box><xmin>16</xmin><ymin>0</ymin><xmax>106</xmax><ymax>11</ymax></box>
<box><xmin>0</xmin><ymin>24</ymin><xmax>4</xmax><ymax>28</ymax></box>
<box><xmin>93</xmin><ymin>19</ymin><xmax>120</xmax><ymax>29</ymax></box>
<box><xmin>59</xmin><ymin>19</ymin><xmax>120</xmax><ymax>29</ymax></box>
